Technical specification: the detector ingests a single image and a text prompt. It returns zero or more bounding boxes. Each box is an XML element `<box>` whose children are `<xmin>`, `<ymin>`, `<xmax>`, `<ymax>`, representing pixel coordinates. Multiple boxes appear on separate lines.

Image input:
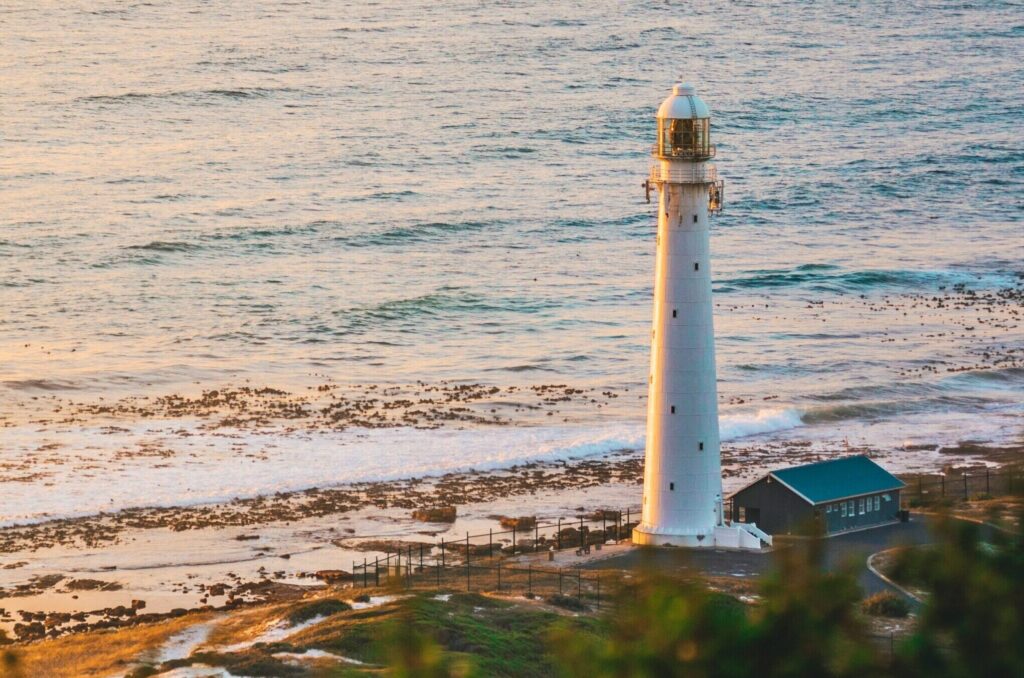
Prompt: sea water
<box><xmin>1</xmin><ymin>0</ymin><xmax>1022</xmax><ymax>523</ymax></box>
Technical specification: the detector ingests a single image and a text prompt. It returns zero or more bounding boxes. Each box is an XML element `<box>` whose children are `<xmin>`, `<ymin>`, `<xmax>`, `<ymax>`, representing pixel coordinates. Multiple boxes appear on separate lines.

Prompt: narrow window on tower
<box><xmin>693</xmin><ymin>214</ymin><xmax>698</xmax><ymax>223</ymax></box>
<box><xmin>670</xmin><ymin>405</ymin><xmax>676</xmax><ymax>414</ymax></box>
<box><xmin>669</xmin><ymin>482</ymin><xmax>675</xmax><ymax>491</ymax></box>
<box><xmin>694</xmin><ymin>262</ymin><xmax>699</xmax><ymax>271</ymax></box>
<box><xmin>699</xmin><ymin>442</ymin><xmax>704</xmax><ymax>451</ymax></box>
<box><xmin>672</xmin><ymin>309</ymin><xmax>677</xmax><ymax>318</ymax></box>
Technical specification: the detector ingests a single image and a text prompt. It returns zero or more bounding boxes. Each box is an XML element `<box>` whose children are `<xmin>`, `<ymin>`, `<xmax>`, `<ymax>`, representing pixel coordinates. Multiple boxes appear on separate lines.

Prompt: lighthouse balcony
<box><xmin>649</xmin><ymin>163</ymin><xmax>718</xmax><ymax>185</ymax></box>
<box><xmin>650</xmin><ymin>143</ymin><xmax>716</xmax><ymax>161</ymax></box>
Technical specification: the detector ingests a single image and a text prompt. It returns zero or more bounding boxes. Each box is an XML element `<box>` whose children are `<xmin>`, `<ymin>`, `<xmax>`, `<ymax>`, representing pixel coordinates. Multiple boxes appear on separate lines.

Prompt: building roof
<box><xmin>768</xmin><ymin>455</ymin><xmax>905</xmax><ymax>505</ymax></box>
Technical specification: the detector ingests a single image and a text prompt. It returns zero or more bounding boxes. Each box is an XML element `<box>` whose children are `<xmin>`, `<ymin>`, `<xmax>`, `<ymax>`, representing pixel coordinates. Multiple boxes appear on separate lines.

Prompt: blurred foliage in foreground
<box><xmin>546</xmin><ymin>512</ymin><xmax>1023</xmax><ymax>678</ymax></box>
<box><xmin>1</xmin><ymin>510</ymin><xmax>1019</xmax><ymax>677</ymax></box>
<box><xmin>891</xmin><ymin>514</ymin><xmax>1024</xmax><ymax>678</ymax></box>
<box><xmin>380</xmin><ymin>511</ymin><xmax>1022</xmax><ymax>678</ymax></box>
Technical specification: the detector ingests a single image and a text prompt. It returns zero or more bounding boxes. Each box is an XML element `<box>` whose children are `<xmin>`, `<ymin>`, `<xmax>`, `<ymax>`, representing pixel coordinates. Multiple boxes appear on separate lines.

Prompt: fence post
<box><xmin>602</xmin><ymin>512</ymin><xmax>606</xmax><ymax>542</ymax></box>
<box><xmin>557</xmin><ymin>518</ymin><xmax>562</xmax><ymax>550</ymax></box>
<box><xmin>396</xmin><ymin>548</ymin><xmax>400</xmax><ymax>580</ymax></box>
<box><xmin>436</xmin><ymin>558</ymin><xmax>441</xmax><ymax>587</ymax></box>
<box><xmin>626</xmin><ymin>508</ymin><xmax>630</xmax><ymax>530</ymax></box>
<box><xmin>374</xmin><ymin>557</ymin><xmax>379</xmax><ymax>587</ymax></box>
<box><xmin>616</xmin><ymin>510</ymin><xmax>621</xmax><ymax>543</ymax></box>
<box><xmin>408</xmin><ymin>545</ymin><xmax>413</xmax><ymax>583</ymax></box>
<box><xmin>420</xmin><ymin>543</ymin><xmax>424</xmax><ymax>573</ymax></box>
<box><xmin>441</xmin><ymin>538</ymin><xmax>446</xmax><ymax>569</ymax></box>
<box><xmin>579</xmin><ymin>515</ymin><xmax>584</xmax><ymax>547</ymax></box>
<box><xmin>528</xmin><ymin>564</ymin><xmax>532</xmax><ymax>596</ymax></box>
<box><xmin>489</xmin><ymin>528</ymin><xmax>493</xmax><ymax>559</ymax></box>
<box><xmin>596</xmin><ymin>575</ymin><xmax>600</xmax><ymax>610</ymax></box>
<box><xmin>363</xmin><ymin>557</ymin><xmax>368</xmax><ymax>588</ymax></box>
<box><xmin>535</xmin><ymin>522</ymin><xmax>539</xmax><ymax>552</ymax></box>
<box><xmin>941</xmin><ymin>474</ymin><xmax>945</xmax><ymax>497</ymax></box>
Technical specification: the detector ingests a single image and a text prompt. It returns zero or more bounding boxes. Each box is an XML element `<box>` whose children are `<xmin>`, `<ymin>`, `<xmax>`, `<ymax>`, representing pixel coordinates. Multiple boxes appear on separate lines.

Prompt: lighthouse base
<box><xmin>632</xmin><ymin>523</ymin><xmax>770</xmax><ymax>550</ymax></box>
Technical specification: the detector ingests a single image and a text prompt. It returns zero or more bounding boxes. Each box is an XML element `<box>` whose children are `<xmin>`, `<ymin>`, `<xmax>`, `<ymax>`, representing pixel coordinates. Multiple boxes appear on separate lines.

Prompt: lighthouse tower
<box><xmin>633</xmin><ymin>84</ymin><xmax>764</xmax><ymax>549</ymax></box>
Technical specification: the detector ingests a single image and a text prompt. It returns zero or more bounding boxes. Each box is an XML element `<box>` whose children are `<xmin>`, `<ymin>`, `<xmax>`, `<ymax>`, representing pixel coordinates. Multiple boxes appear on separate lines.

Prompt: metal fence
<box><xmin>351</xmin><ymin>506</ymin><xmax>640</xmax><ymax>606</ymax></box>
<box><xmin>351</xmin><ymin>556</ymin><xmax>607</xmax><ymax>609</ymax></box>
<box><xmin>347</xmin><ymin>466</ymin><xmax>1021</xmax><ymax>599</ymax></box>
<box><xmin>901</xmin><ymin>467</ymin><xmax>1022</xmax><ymax>504</ymax></box>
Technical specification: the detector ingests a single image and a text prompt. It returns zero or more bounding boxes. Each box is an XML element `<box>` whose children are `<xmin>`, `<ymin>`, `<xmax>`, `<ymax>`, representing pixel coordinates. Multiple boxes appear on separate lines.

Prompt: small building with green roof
<box><xmin>728</xmin><ymin>455</ymin><xmax>905</xmax><ymax>536</ymax></box>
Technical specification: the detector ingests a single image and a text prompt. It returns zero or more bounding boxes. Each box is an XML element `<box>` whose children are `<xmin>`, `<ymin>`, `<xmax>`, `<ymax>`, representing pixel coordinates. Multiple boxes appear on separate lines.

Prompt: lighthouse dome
<box><xmin>657</xmin><ymin>83</ymin><xmax>710</xmax><ymax>119</ymax></box>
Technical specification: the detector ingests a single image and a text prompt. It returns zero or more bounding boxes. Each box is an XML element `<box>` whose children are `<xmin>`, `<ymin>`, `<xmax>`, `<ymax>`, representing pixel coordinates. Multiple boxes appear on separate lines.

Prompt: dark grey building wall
<box><xmin>732</xmin><ymin>479</ymin><xmax>903</xmax><ymax>536</ymax></box>
<box><xmin>731</xmin><ymin>476</ymin><xmax>813</xmax><ymax>536</ymax></box>
<box><xmin>819</xmin><ymin>490</ymin><xmax>901</xmax><ymax>533</ymax></box>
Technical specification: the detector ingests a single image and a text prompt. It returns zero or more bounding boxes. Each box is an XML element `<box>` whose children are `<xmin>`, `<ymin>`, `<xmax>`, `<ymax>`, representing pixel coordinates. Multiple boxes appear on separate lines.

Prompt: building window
<box><xmin>694</xmin><ymin>262</ymin><xmax>699</xmax><ymax>271</ymax></box>
<box><xmin>858</xmin><ymin>498</ymin><xmax>865</xmax><ymax>515</ymax></box>
<box><xmin>738</xmin><ymin>506</ymin><xmax>746</xmax><ymax>522</ymax></box>
<box><xmin>698</xmin><ymin>442</ymin><xmax>704</xmax><ymax>451</ymax></box>
<box><xmin>669</xmin><ymin>482</ymin><xmax>675</xmax><ymax>491</ymax></box>
<box><xmin>826</xmin><ymin>504</ymin><xmax>832</xmax><ymax>513</ymax></box>
<box><xmin>840</xmin><ymin>503</ymin><xmax>847</xmax><ymax>517</ymax></box>
<box><xmin>848</xmin><ymin>500</ymin><xmax>854</xmax><ymax>515</ymax></box>
<box><xmin>672</xmin><ymin>309</ymin><xmax>677</xmax><ymax>318</ymax></box>
<box><xmin>693</xmin><ymin>214</ymin><xmax>698</xmax><ymax>223</ymax></box>
<box><xmin>874</xmin><ymin>496</ymin><xmax>880</xmax><ymax>511</ymax></box>
<box><xmin>670</xmin><ymin>405</ymin><xmax>676</xmax><ymax>414</ymax></box>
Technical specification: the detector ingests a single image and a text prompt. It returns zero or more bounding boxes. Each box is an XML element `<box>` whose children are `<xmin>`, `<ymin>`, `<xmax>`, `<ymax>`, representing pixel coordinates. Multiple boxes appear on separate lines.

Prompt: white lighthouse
<box><xmin>632</xmin><ymin>83</ymin><xmax>766</xmax><ymax>550</ymax></box>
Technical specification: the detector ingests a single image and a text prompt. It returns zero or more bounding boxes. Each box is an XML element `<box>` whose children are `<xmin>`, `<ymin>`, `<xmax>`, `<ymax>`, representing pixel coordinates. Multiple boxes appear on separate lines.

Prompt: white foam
<box><xmin>720</xmin><ymin>408</ymin><xmax>804</xmax><ymax>439</ymax></box>
<box><xmin>275</xmin><ymin>649</ymin><xmax>364</xmax><ymax>665</ymax></box>
<box><xmin>153</xmin><ymin>620</ymin><xmax>215</xmax><ymax>662</ymax></box>
<box><xmin>0</xmin><ymin>407</ymin><xmax>813</xmax><ymax>526</ymax></box>
<box><xmin>349</xmin><ymin>594</ymin><xmax>404</xmax><ymax>610</ymax></box>
<box><xmin>0</xmin><ymin>421</ymin><xmax>643</xmax><ymax>526</ymax></box>
<box><xmin>220</xmin><ymin>614</ymin><xmax>328</xmax><ymax>653</ymax></box>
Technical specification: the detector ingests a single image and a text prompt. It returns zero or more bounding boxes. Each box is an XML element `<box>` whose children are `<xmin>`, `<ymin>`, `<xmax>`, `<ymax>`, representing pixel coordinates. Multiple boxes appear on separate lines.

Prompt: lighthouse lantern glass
<box><xmin>658</xmin><ymin>117</ymin><xmax>711</xmax><ymax>159</ymax></box>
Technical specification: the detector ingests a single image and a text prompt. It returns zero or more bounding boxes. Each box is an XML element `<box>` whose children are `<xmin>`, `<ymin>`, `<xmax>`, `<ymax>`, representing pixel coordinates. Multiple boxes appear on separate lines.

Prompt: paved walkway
<box><xmin>579</xmin><ymin>515</ymin><xmax>993</xmax><ymax>604</ymax></box>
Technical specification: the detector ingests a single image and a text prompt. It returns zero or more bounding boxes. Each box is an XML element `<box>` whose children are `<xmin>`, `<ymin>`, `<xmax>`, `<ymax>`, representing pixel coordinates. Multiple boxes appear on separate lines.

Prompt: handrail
<box><xmin>651</xmin><ymin>144</ymin><xmax>716</xmax><ymax>160</ymax></box>
<box><xmin>649</xmin><ymin>163</ymin><xmax>718</xmax><ymax>184</ymax></box>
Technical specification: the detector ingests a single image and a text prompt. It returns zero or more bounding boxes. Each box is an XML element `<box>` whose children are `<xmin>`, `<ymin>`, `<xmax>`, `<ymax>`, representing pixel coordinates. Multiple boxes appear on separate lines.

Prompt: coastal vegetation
<box><xmin>2</xmin><ymin>506</ymin><xmax>1020</xmax><ymax>677</ymax></box>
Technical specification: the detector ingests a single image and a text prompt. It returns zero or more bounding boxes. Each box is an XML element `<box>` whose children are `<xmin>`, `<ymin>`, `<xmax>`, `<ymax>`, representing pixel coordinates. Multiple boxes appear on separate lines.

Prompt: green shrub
<box><xmin>862</xmin><ymin>591</ymin><xmax>911</xmax><ymax>618</ymax></box>
<box><xmin>545</xmin><ymin>594</ymin><xmax>587</xmax><ymax>612</ymax></box>
<box><xmin>286</xmin><ymin>598</ymin><xmax>350</xmax><ymax>625</ymax></box>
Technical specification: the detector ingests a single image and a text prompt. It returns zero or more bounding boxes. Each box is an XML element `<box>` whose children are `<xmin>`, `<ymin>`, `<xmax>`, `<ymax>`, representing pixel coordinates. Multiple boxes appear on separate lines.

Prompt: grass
<box><xmin>284</xmin><ymin>591</ymin><xmax>597</xmax><ymax>677</ymax></box>
<box><xmin>0</xmin><ymin>611</ymin><xmax>215</xmax><ymax>678</ymax></box>
<box><xmin>9</xmin><ymin>589</ymin><xmax>581</xmax><ymax>677</ymax></box>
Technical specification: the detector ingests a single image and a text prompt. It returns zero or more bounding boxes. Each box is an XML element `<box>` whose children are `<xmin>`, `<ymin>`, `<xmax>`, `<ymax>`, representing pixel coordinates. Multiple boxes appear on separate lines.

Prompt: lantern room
<box><xmin>655</xmin><ymin>83</ymin><xmax>715</xmax><ymax>161</ymax></box>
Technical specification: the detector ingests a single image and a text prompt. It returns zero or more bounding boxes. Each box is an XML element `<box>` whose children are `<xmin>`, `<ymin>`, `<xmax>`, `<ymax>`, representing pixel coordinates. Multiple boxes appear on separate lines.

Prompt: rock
<box><xmin>498</xmin><ymin>515</ymin><xmax>537</xmax><ymax>530</ymax></box>
<box><xmin>411</xmin><ymin>506</ymin><xmax>457</xmax><ymax>523</ymax></box>
<box><xmin>66</xmin><ymin>578</ymin><xmax>122</xmax><ymax>591</ymax></box>
<box><xmin>314</xmin><ymin>570</ymin><xmax>352</xmax><ymax>583</ymax></box>
<box><xmin>131</xmin><ymin>599</ymin><xmax>146</xmax><ymax>610</ymax></box>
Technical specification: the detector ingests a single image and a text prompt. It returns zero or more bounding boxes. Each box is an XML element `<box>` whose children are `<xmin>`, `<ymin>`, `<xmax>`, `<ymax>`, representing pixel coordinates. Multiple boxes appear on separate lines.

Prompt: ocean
<box><xmin>2</xmin><ymin>0</ymin><xmax>1022</xmax><ymax>525</ymax></box>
